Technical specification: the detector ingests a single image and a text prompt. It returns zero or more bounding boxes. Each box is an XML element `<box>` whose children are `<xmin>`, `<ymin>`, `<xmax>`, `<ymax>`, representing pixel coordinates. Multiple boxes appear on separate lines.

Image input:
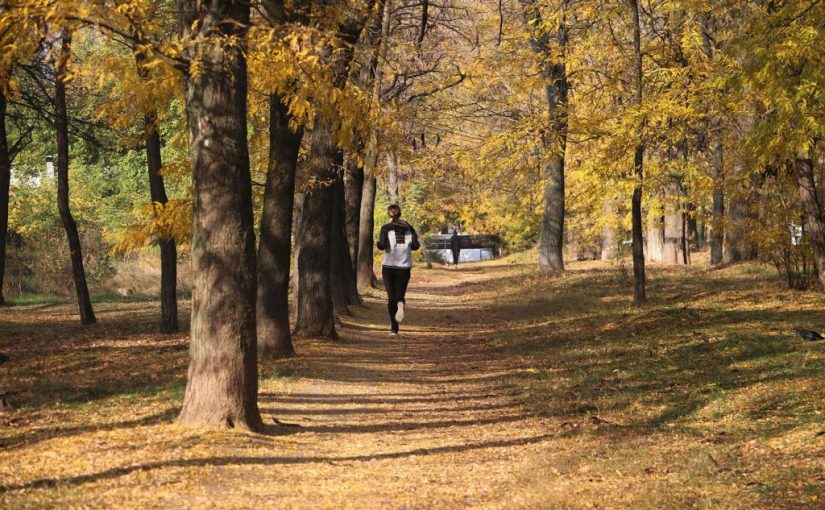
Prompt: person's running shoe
<box><xmin>389</xmin><ymin>331</ymin><xmax>398</xmax><ymax>336</ymax></box>
<box><xmin>395</xmin><ymin>301</ymin><xmax>405</xmax><ymax>322</ymax></box>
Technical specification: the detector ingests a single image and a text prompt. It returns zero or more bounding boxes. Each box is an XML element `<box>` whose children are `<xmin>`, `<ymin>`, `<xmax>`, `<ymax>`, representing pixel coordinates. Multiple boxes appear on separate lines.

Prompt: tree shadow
<box><xmin>0</xmin><ymin>432</ymin><xmax>556</xmax><ymax>494</ymax></box>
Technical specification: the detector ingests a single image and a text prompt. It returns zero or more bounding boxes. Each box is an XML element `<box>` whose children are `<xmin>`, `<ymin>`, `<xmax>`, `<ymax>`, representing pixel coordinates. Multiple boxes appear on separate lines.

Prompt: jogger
<box><xmin>376</xmin><ymin>204</ymin><xmax>420</xmax><ymax>335</ymax></box>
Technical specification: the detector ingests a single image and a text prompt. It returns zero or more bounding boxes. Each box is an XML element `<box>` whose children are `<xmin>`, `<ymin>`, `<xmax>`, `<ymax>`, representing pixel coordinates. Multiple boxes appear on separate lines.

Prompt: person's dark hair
<box><xmin>388</xmin><ymin>204</ymin><xmax>401</xmax><ymax>219</ymax></box>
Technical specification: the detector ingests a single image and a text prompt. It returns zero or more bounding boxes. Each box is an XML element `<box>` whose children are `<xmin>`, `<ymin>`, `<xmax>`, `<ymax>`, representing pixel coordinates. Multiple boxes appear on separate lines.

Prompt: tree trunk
<box><xmin>357</xmin><ymin>158</ymin><xmax>379</xmax><ymax>289</ymax></box>
<box><xmin>55</xmin><ymin>34</ymin><xmax>96</xmax><ymax>325</ymax></box>
<box><xmin>330</xmin><ymin>172</ymin><xmax>361</xmax><ymax>309</ymax></box>
<box><xmin>356</xmin><ymin>0</ymin><xmax>390</xmax><ymax>290</ymax></box>
<box><xmin>257</xmin><ymin>94</ymin><xmax>302</xmax><ymax>359</ymax></box>
<box><xmin>344</xmin><ymin>157</ymin><xmax>363</xmax><ymax>269</ymax></box>
<box><xmin>600</xmin><ymin>198</ymin><xmax>618</xmax><ymax>261</ymax></box>
<box><xmin>176</xmin><ymin>0</ymin><xmax>262</xmax><ymax>431</ymax></box>
<box><xmin>135</xmin><ymin>51</ymin><xmax>178</xmax><ymax>333</ymax></box>
<box><xmin>723</xmin><ymin>189</ymin><xmax>749</xmax><ymax>263</ymax></box>
<box><xmin>522</xmin><ymin>0</ymin><xmax>569</xmax><ymax>274</ymax></box>
<box><xmin>387</xmin><ymin>151</ymin><xmax>400</xmax><ymax>203</ymax></box>
<box><xmin>710</xmin><ymin>138</ymin><xmax>724</xmax><ymax>264</ymax></box>
<box><xmin>294</xmin><ymin>117</ymin><xmax>338</xmax><ymax>340</ymax></box>
<box><xmin>142</xmin><ymin>112</ymin><xmax>179</xmax><ymax>333</ymax></box>
<box><xmin>663</xmin><ymin>182</ymin><xmax>686</xmax><ymax>264</ymax></box>
<box><xmin>629</xmin><ymin>0</ymin><xmax>646</xmax><ymax>304</ymax></box>
<box><xmin>796</xmin><ymin>156</ymin><xmax>825</xmax><ymax>290</ymax></box>
<box><xmin>645</xmin><ymin>215</ymin><xmax>664</xmax><ymax>262</ymax></box>
<box><xmin>0</xmin><ymin>92</ymin><xmax>10</xmax><ymax>305</ymax></box>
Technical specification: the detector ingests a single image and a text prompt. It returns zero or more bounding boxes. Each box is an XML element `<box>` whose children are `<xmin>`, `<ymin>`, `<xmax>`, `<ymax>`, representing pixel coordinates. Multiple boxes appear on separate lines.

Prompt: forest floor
<box><xmin>1</xmin><ymin>253</ymin><xmax>824</xmax><ymax>509</ymax></box>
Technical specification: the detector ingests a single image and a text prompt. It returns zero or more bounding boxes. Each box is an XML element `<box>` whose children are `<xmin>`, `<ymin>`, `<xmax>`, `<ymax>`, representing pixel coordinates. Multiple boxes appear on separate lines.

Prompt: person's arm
<box><xmin>410</xmin><ymin>226</ymin><xmax>421</xmax><ymax>251</ymax></box>
<box><xmin>376</xmin><ymin>224</ymin><xmax>389</xmax><ymax>250</ymax></box>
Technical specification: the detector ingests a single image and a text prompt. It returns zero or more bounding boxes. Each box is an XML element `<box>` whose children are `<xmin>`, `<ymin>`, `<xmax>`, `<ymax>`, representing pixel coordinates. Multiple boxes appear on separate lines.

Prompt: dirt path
<box><xmin>0</xmin><ymin>263</ymin><xmax>553</xmax><ymax>509</ymax></box>
<box><xmin>252</xmin><ymin>265</ymin><xmax>551</xmax><ymax>508</ymax></box>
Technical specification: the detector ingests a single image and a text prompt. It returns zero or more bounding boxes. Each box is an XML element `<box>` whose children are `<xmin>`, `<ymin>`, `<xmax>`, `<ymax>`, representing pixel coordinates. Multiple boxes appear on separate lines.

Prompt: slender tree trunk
<box><xmin>294</xmin><ymin>117</ymin><xmax>338</xmax><ymax>339</ymax></box>
<box><xmin>600</xmin><ymin>195</ymin><xmax>619</xmax><ymax>260</ymax></box>
<box><xmin>0</xmin><ymin>92</ymin><xmax>10</xmax><ymax>305</ymax></box>
<box><xmin>357</xmin><ymin>157</ymin><xmax>379</xmax><ymax>289</ymax></box>
<box><xmin>142</xmin><ymin>111</ymin><xmax>178</xmax><ymax>333</ymax></box>
<box><xmin>796</xmin><ymin>156</ymin><xmax>825</xmax><ymax>290</ymax></box>
<box><xmin>176</xmin><ymin>0</ymin><xmax>262</xmax><ymax>431</ymax></box>
<box><xmin>629</xmin><ymin>0</ymin><xmax>646</xmax><ymax>304</ymax></box>
<box><xmin>344</xmin><ymin>157</ymin><xmax>364</xmax><ymax>269</ymax></box>
<box><xmin>710</xmin><ymin>139</ymin><xmax>724</xmax><ymax>264</ymax></box>
<box><xmin>134</xmin><ymin>48</ymin><xmax>178</xmax><ymax>333</ymax></box>
<box><xmin>55</xmin><ymin>34</ymin><xmax>96</xmax><ymax>325</ymax></box>
<box><xmin>387</xmin><ymin>151</ymin><xmax>400</xmax><ymax>203</ymax></box>
<box><xmin>356</xmin><ymin>0</ymin><xmax>390</xmax><ymax>290</ymax></box>
<box><xmin>257</xmin><ymin>94</ymin><xmax>302</xmax><ymax>359</ymax></box>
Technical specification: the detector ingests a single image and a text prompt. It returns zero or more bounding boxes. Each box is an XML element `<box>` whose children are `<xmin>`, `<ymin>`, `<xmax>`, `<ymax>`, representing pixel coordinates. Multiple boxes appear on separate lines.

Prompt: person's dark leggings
<box><xmin>382</xmin><ymin>266</ymin><xmax>411</xmax><ymax>333</ymax></box>
<box><xmin>451</xmin><ymin>249</ymin><xmax>460</xmax><ymax>265</ymax></box>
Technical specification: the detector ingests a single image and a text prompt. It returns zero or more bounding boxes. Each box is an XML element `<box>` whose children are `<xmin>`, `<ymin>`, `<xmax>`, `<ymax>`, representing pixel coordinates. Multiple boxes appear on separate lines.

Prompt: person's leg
<box><xmin>452</xmin><ymin>250</ymin><xmax>459</xmax><ymax>266</ymax></box>
<box><xmin>394</xmin><ymin>268</ymin><xmax>411</xmax><ymax>322</ymax></box>
<box><xmin>382</xmin><ymin>266</ymin><xmax>399</xmax><ymax>333</ymax></box>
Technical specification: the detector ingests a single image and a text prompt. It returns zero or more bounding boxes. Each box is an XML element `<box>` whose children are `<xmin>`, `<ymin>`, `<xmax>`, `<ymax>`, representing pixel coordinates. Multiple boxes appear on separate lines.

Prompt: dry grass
<box><xmin>0</xmin><ymin>252</ymin><xmax>823</xmax><ymax>509</ymax></box>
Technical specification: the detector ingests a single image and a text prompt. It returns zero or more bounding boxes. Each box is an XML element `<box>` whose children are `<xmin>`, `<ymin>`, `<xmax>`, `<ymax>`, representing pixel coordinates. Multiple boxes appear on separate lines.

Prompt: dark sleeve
<box><xmin>410</xmin><ymin>226</ymin><xmax>420</xmax><ymax>251</ymax></box>
<box><xmin>376</xmin><ymin>225</ymin><xmax>389</xmax><ymax>250</ymax></box>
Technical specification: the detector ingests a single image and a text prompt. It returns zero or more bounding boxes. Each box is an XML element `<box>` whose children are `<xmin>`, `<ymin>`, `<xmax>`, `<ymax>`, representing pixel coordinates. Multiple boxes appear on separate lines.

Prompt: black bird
<box><xmin>794</xmin><ymin>328</ymin><xmax>824</xmax><ymax>341</ymax></box>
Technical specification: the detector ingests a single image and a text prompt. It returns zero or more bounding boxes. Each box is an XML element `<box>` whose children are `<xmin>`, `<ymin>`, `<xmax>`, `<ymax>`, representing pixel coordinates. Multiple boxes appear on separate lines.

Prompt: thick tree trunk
<box><xmin>522</xmin><ymin>0</ymin><xmax>568</xmax><ymax>274</ymax></box>
<box><xmin>629</xmin><ymin>0</ymin><xmax>646</xmax><ymax>304</ymax></box>
<box><xmin>796</xmin><ymin>156</ymin><xmax>825</xmax><ymax>290</ymax></box>
<box><xmin>294</xmin><ymin>117</ymin><xmax>338</xmax><ymax>339</ymax></box>
<box><xmin>663</xmin><ymin>182</ymin><xmax>686</xmax><ymax>264</ymax></box>
<box><xmin>143</xmin><ymin>111</ymin><xmax>179</xmax><ymax>334</ymax></box>
<box><xmin>330</xmin><ymin>171</ymin><xmax>361</xmax><ymax>309</ymax></box>
<box><xmin>55</xmin><ymin>34</ymin><xmax>96</xmax><ymax>325</ymax></box>
<box><xmin>645</xmin><ymin>215</ymin><xmax>664</xmax><ymax>262</ymax></box>
<box><xmin>176</xmin><ymin>0</ymin><xmax>262</xmax><ymax>431</ymax></box>
<box><xmin>723</xmin><ymin>189</ymin><xmax>750</xmax><ymax>263</ymax></box>
<box><xmin>0</xmin><ymin>93</ymin><xmax>10</xmax><ymax>305</ymax></box>
<box><xmin>257</xmin><ymin>94</ymin><xmax>302</xmax><ymax>359</ymax></box>
<box><xmin>710</xmin><ymin>139</ymin><xmax>724</xmax><ymax>264</ymax></box>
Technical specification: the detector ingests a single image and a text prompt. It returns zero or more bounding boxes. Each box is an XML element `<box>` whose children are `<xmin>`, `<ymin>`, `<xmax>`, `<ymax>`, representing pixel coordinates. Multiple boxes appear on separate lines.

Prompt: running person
<box><xmin>376</xmin><ymin>204</ymin><xmax>420</xmax><ymax>336</ymax></box>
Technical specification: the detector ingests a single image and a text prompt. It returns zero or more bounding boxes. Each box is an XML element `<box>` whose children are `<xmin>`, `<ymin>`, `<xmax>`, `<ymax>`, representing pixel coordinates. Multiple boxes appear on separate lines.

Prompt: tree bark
<box><xmin>294</xmin><ymin>117</ymin><xmax>338</xmax><ymax>339</ymax></box>
<box><xmin>723</xmin><ymin>187</ymin><xmax>750</xmax><ymax>263</ymax></box>
<box><xmin>0</xmin><ymin>92</ymin><xmax>10</xmax><ymax>305</ymax></box>
<box><xmin>257</xmin><ymin>94</ymin><xmax>302</xmax><ymax>359</ymax></box>
<box><xmin>344</xmin><ymin>157</ymin><xmax>364</xmax><ymax>269</ymax></box>
<box><xmin>330</xmin><ymin>171</ymin><xmax>361</xmax><ymax>309</ymax></box>
<box><xmin>134</xmin><ymin>45</ymin><xmax>178</xmax><ymax>334</ymax></box>
<box><xmin>387</xmin><ymin>151</ymin><xmax>400</xmax><ymax>203</ymax></box>
<box><xmin>142</xmin><ymin>111</ymin><xmax>178</xmax><ymax>333</ymax></box>
<box><xmin>356</xmin><ymin>0</ymin><xmax>390</xmax><ymax>290</ymax></box>
<box><xmin>357</xmin><ymin>157</ymin><xmax>379</xmax><ymax>289</ymax></box>
<box><xmin>663</xmin><ymin>182</ymin><xmax>686</xmax><ymax>264</ymax></box>
<box><xmin>522</xmin><ymin>0</ymin><xmax>568</xmax><ymax>274</ymax></box>
<box><xmin>796</xmin><ymin>156</ymin><xmax>825</xmax><ymax>290</ymax></box>
<box><xmin>645</xmin><ymin>214</ymin><xmax>664</xmax><ymax>262</ymax></box>
<box><xmin>176</xmin><ymin>0</ymin><xmax>262</xmax><ymax>431</ymax></box>
<box><xmin>629</xmin><ymin>0</ymin><xmax>646</xmax><ymax>304</ymax></box>
<box><xmin>55</xmin><ymin>34</ymin><xmax>96</xmax><ymax>325</ymax></box>
<box><xmin>600</xmin><ymin>197</ymin><xmax>618</xmax><ymax>261</ymax></box>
